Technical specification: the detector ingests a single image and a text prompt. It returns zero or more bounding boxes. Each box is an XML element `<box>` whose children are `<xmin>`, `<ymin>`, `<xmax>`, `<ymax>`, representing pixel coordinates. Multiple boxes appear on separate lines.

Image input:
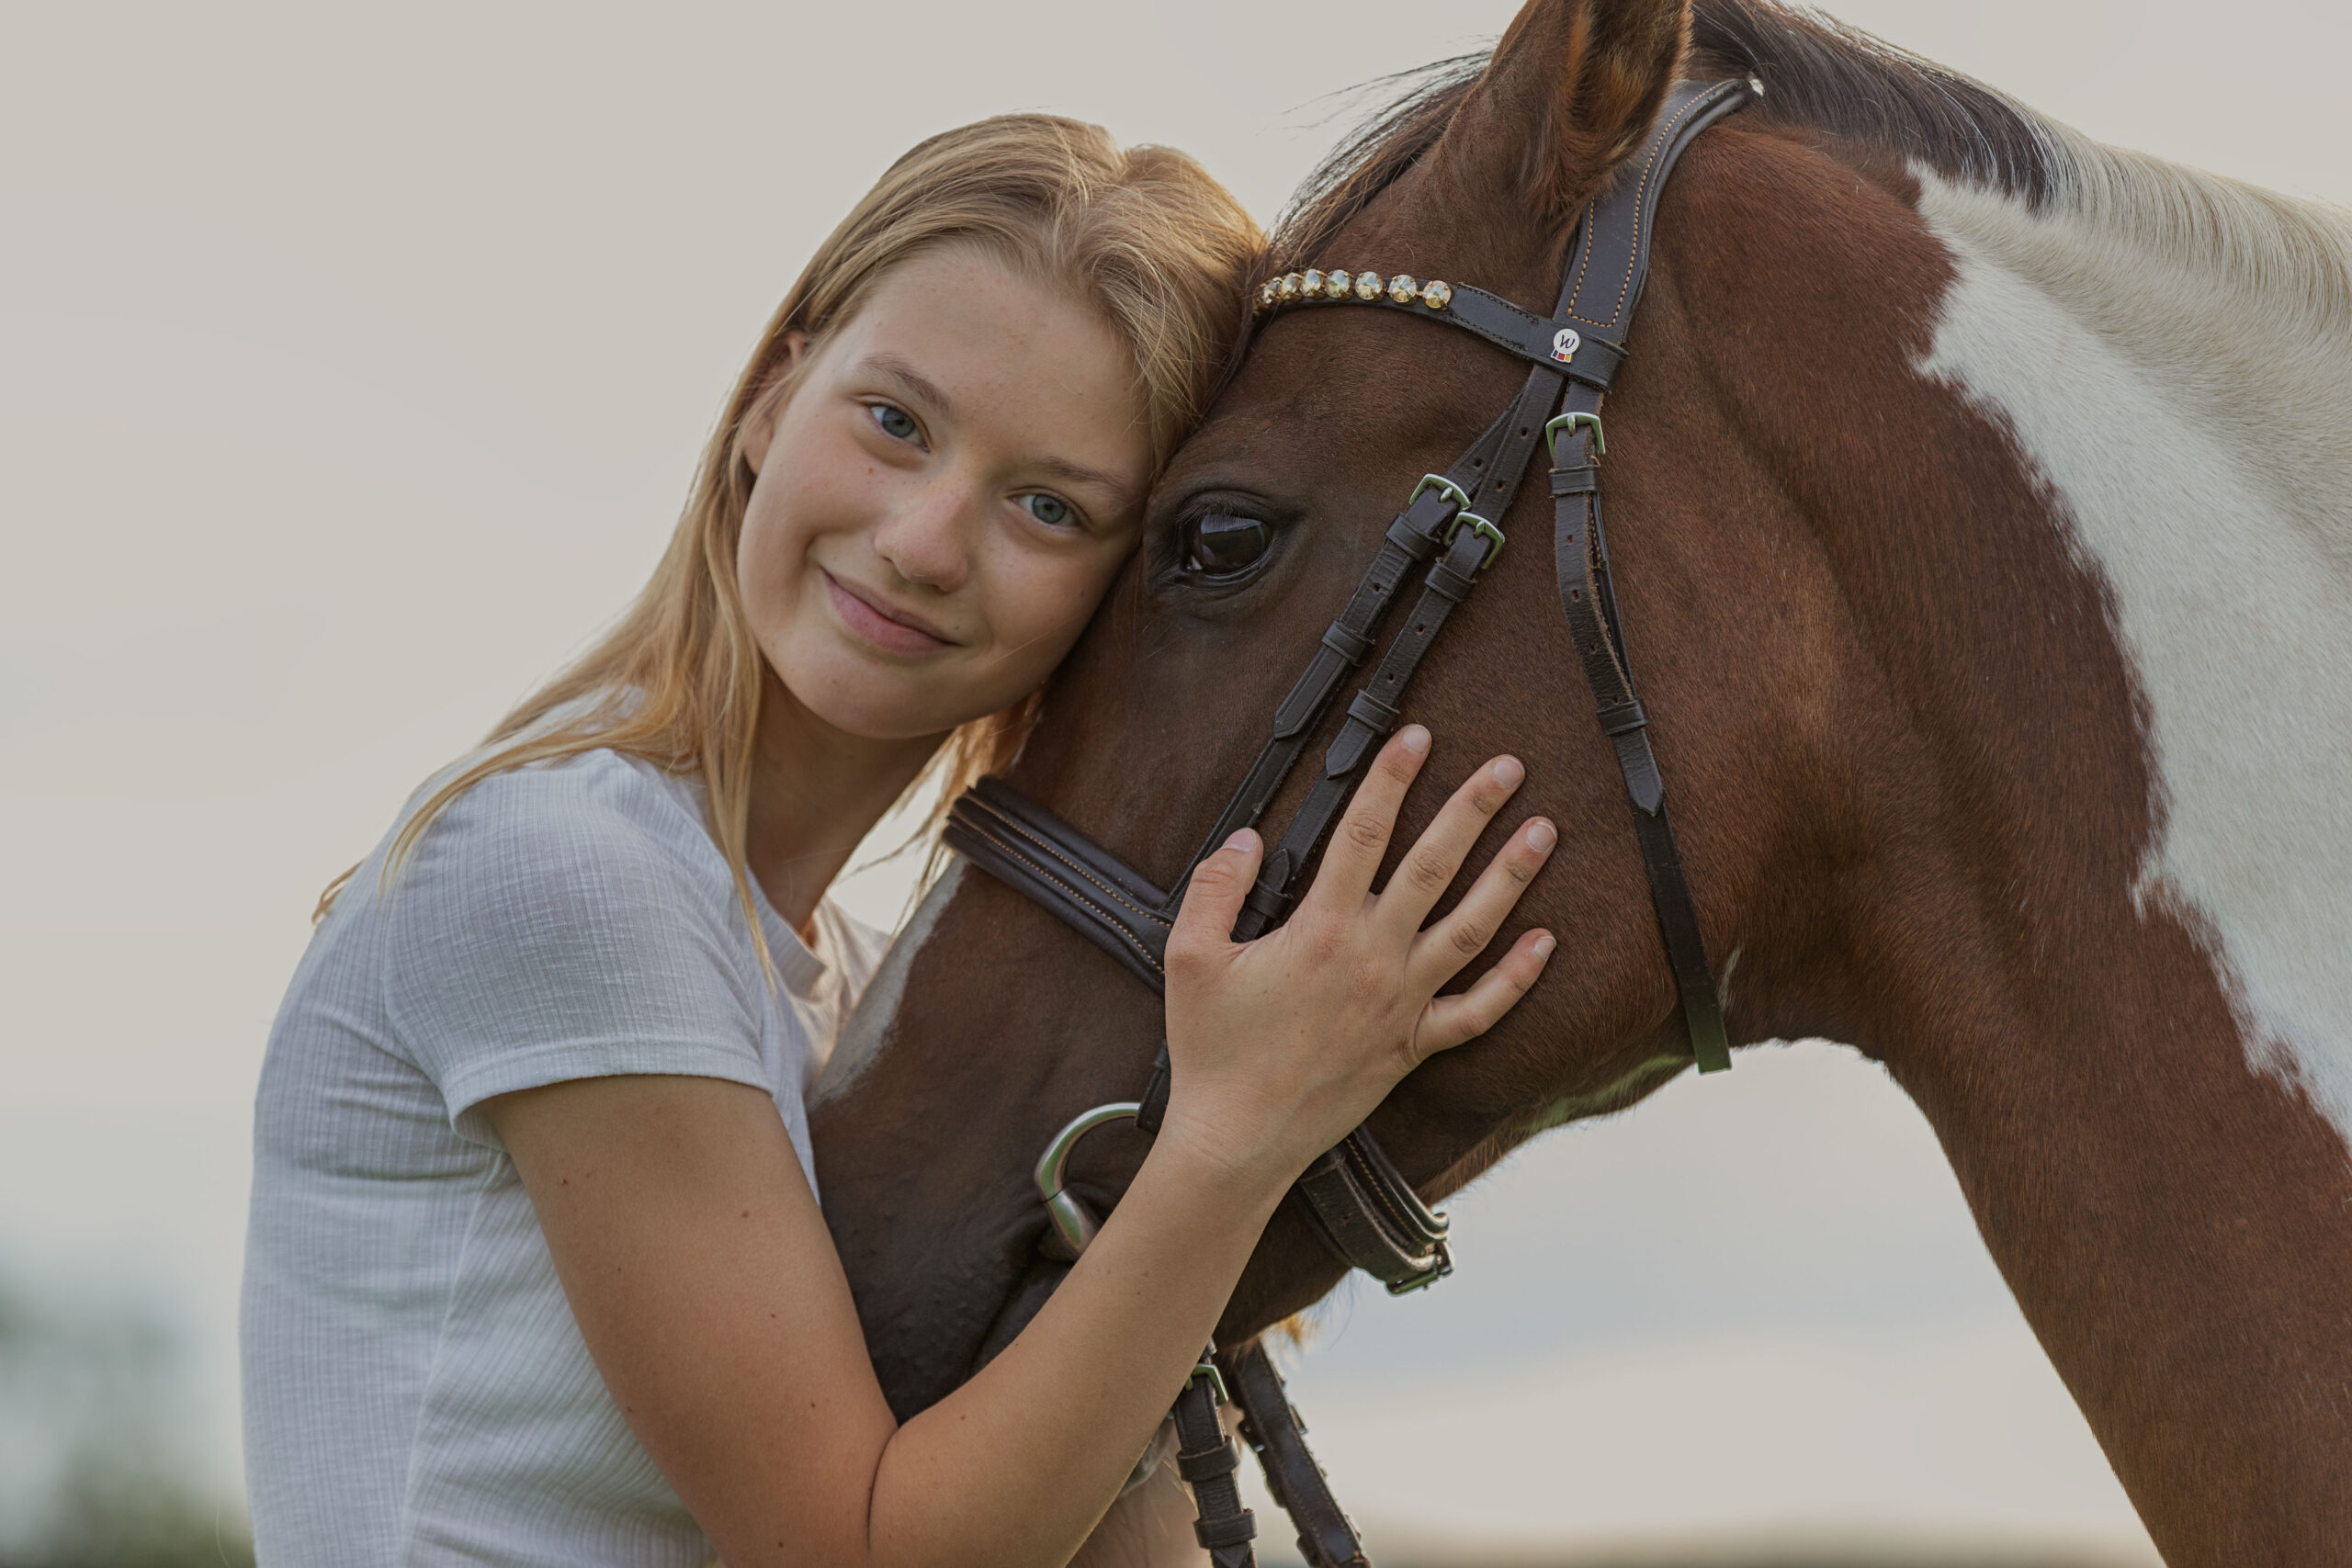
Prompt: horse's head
<box><xmin>812</xmin><ymin>0</ymin><xmax>1970</xmax><ymax>1417</ymax></box>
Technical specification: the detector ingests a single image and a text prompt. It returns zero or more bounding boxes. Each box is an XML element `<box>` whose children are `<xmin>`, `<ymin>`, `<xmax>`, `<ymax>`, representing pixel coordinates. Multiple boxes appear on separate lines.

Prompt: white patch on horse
<box><xmin>1913</xmin><ymin>152</ymin><xmax>2352</xmax><ymax>1147</ymax></box>
<box><xmin>811</xmin><ymin>861</ymin><xmax>966</xmax><ymax>1105</ymax></box>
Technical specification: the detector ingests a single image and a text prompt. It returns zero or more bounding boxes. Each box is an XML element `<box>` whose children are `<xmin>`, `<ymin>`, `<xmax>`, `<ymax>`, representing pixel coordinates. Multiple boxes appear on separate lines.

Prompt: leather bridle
<box><xmin>944</xmin><ymin>80</ymin><xmax>1753</xmax><ymax>1568</ymax></box>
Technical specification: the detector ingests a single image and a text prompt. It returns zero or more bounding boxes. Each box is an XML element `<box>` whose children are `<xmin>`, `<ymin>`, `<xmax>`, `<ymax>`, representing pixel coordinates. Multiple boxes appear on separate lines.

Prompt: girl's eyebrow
<box><xmin>861</xmin><ymin>352</ymin><xmax>1139</xmax><ymax>514</ymax></box>
<box><xmin>862</xmin><ymin>354</ymin><xmax>958</xmax><ymax>420</ymax></box>
<box><xmin>1029</xmin><ymin>453</ymin><xmax>1141</xmax><ymax>514</ymax></box>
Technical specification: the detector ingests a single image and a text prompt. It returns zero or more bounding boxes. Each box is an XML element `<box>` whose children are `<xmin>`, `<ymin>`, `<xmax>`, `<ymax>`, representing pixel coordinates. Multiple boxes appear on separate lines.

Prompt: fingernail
<box><xmin>1225</xmin><ymin>829</ymin><xmax>1257</xmax><ymax>852</ymax></box>
<box><xmin>1532</xmin><ymin>932</ymin><xmax>1556</xmax><ymax>960</ymax></box>
<box><xmin>1492</xmin><ymin>756</ymin><xmax>1523</xmax><ymax>788</ymax></box>
<box><xmin>1528</xmin><ymin>819</ymin><xmax>1555</xmax><ymax>852</ymax></box>
<box><xmin>1399</xmin><ymin>725</ymin><xmax>1430</xmax><ymax>755</ymax></box>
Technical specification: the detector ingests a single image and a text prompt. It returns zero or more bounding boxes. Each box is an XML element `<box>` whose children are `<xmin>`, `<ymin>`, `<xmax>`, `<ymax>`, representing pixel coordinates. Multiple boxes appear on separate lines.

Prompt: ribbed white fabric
<box><xmin>241</xmin><ymin>747</ymin><xmax>888</xmax><ymax>1567</ymax></box>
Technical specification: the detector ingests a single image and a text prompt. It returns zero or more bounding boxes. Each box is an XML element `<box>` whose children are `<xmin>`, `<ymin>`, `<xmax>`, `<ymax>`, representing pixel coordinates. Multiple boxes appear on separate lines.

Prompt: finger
<box><xmin>1413</xmin><ymin>930</ymin><xmax>1556</xmax><ymax>1057</ymax></box>
<box><xmin>1374</xmin><ymin>754</ymin><xmax>1527</xmax><ymax>942</ymax></box>
<box><xmin>1404</xmin><ymin>815</ymin><xmax>1555</xmax><ymax>989</ymax></box>
<box><xmin>1302</xmin><ymin>726</ymin><xmax>1430</xmax><ymax>917</ymax></box>
<box><xmin>1167</xmin><ymin>829</ymin><xmax>1263</xmax><ymax>971</ymax></box>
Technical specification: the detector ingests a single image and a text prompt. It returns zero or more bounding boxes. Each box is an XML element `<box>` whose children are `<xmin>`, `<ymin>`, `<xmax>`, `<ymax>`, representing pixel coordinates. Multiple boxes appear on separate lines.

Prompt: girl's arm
<box><xmin>487</xmin><ymin>728</ymin><xmax>1555</xmax><ymax>1568</ymax></box>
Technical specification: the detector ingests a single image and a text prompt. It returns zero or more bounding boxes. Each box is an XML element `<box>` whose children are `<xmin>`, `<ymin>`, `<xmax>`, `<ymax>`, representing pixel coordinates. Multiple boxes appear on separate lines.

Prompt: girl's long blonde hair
<box><xmin>324</xmin><ymin>115</ymin><xmax>1261</xmax><ymax>950</ymax></box>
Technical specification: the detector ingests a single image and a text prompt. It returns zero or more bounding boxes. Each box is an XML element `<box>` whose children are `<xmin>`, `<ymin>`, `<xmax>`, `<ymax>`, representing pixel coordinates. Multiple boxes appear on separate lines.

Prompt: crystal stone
<box><xmin>1387</xmin><ymin>274</ymin><xmax>1419</xmax><ymax>303</ymax></box>
<box><xmin>1420</xmin><ymin>279</ymin><xmax>1453</xmax><ymax>310</ymax></box>
<box><xmin>1354</xmin><ymin>271</ymin><xmax>1384</xmax><ymax>300</ymax></box>
<box><xmin>1325</xmin><ymin>269</ymin><xmax>1351</xmax><ymax>298</ymax></box>
<box><xmin>1277</xmin><ymin>273</ymin><xmax>1303</xmax><ymax>300</ymax></box>
<box><xmin>1302</xmin><ymin>268</ymin><xmax>1326</xmax><ymax>298</ymax></box>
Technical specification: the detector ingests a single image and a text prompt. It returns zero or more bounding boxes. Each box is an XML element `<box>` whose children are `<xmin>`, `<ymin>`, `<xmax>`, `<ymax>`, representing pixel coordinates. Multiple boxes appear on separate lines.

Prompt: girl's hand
<box><xmin>1158</xmin><ymin>724</ymin><xmax>1556</xmax><ymax>1183</ymax></box>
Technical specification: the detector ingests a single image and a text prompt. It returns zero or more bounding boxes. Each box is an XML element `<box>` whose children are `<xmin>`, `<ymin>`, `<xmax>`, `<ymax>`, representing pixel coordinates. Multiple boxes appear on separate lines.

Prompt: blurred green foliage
<box><xmin>0</xmin><ymin>1269</ymin><xmax>252</xmax><ymax>1568</ymax></box>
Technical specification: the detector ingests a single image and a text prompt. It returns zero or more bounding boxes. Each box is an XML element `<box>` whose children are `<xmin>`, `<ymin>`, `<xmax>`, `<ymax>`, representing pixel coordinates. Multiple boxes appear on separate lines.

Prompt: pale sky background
<box><xmin>5</xmin><ymin>0</ymin><xmax>2346</xmax><ymax>1559</ymax></box>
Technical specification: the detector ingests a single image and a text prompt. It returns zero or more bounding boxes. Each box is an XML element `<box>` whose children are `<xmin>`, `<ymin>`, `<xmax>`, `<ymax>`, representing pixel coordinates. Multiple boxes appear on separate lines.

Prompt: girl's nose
<box><xmin>870</xmin><ymin>479</ymin><xmax>976</xmax><ymax>594</ymax></box>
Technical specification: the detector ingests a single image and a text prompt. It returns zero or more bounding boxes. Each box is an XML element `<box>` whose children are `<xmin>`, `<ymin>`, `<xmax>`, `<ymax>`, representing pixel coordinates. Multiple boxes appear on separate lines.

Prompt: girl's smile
<box><xmin>820</xmin><ymin>568</ymin><xmax>961</xmax><ymax>657</ymax></box>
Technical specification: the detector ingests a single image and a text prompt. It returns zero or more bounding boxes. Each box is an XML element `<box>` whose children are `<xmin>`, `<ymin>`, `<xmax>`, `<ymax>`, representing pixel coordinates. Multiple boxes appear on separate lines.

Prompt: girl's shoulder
<box><xmin>378</xmin><ymin>745</ymin><xmax>744</xmax><ymax>965</ymax></box>
<box><xmin>355</xmin><ymin>746</ymin><xmax>782</xmax><ymax>1134</ymax></box>
<box><xmin>419</xmin><ymin>745</ymin><xmax>710</xmax><ymax>872</ymax></box>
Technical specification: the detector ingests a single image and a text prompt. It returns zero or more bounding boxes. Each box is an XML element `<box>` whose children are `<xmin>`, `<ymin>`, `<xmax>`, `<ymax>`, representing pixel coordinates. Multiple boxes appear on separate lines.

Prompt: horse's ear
<box><xmin>1433</xmin><ymin>0</ymin><xmax>1690</xmax><ymax>220</ymax></box>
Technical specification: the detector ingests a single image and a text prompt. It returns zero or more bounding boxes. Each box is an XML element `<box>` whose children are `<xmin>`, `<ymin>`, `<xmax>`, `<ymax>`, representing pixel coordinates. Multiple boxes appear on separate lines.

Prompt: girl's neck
<box><xmin>744</xmin><ymin>668</ymin><xmax>945</xmax><ymax>935</ymax></box>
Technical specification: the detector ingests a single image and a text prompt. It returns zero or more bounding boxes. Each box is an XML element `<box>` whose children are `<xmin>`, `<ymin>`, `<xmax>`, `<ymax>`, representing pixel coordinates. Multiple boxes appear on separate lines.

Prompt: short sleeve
<box><xmin>379</xmin><ymin>761</ymin><xmax>771</xmax><ymax>1145</ymax></box>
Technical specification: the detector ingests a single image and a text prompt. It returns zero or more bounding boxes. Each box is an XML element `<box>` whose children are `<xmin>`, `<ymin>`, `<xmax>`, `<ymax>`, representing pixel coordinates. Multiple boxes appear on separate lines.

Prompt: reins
<box><xmin>945</xmin><ymin>79</ymin><xmax>1754</xmax><ymax>1568</ymax></box>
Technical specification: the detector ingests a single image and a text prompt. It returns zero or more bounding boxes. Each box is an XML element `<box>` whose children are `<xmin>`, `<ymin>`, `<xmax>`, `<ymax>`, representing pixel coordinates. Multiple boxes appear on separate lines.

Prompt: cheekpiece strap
<box><xmin>1536</xmin><ymin>76</ymin><xmax>1752</xmax><ymax>1074</ymax></box>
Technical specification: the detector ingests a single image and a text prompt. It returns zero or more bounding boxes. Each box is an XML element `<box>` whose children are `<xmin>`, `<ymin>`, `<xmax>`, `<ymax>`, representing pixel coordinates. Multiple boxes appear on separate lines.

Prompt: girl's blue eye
<box><xmin>872</xmin><ymin>403</ymin><xmax>920</xmax><ymax>442</ymax></box>
<box><xmin>1021</xmin><ymin>493</ymin><xmax>1074</xmax><ymax>528</ymax></box>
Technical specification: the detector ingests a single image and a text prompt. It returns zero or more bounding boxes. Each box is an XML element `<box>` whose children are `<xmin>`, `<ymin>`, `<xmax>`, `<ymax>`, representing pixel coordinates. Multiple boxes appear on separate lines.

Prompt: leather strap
<box><xmin>1236</xmin><ymin>518</ymin><xmax>1502</xmax><ymax>938</ymax></box>
<box><xmin>1171</xmin><ymin>1357</ymin><xmax>1255</xmax><ymax>1568</ymax></box>
<box><xmin>945</xmin><ymin>776</ymin><xmax>1171</xmax><ymax>990</ymax></box>
<box><xmin>1179</xmin><ymin>389</ymin><xmax>1533</xmax><ymax>890</ymax></box>
<box><xmin>1224</xmin><ymin>1341</ymin><xmax>1372</xmax><ymax>1568</ymax></box>
<box><xmin>1550</xmin><ymin>418</ymin><xmax>1728</xmax><ymax>1071</ymax></box>
<box><xmin>1273</xmin><ymin>279</ymin><xmax>1627</xmax><ymax>389</ymax></box>
<box><xmin>1224</xmin><ymin>354</ymin><xmax>1565</xmax><ymax>938</ymax></box>
<box><xmin>1293</xmin><ymin>1130</ymin><xmax>1452</xmax><ymax>1293</ymax></box>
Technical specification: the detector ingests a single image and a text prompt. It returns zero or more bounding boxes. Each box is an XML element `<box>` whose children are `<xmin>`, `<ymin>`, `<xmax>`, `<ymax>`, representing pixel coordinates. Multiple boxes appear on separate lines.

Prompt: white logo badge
<box><xmin>1552</xmin><ymin>328</ymin><xmax>1581</xmax><ymax>363</ymax></box>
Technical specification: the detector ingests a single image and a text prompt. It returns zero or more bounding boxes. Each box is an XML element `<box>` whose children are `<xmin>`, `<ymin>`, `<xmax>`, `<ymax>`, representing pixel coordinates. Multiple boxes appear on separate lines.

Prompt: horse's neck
<box><xmin>1906</xmin><ymin>146</ymin><xmax>2352</xmax><ymax>1147</ymax></box>
<box><xmin>1792</xmin><ymin>146</ymin><xmax>2352</xmax><ymax>1561</ymax></box>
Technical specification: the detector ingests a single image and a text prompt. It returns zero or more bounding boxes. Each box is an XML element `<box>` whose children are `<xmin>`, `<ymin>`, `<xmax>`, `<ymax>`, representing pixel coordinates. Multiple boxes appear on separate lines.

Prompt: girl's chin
<box><xmin>770</xmin><ymin>658</ymin><xmax>984</xmax><ymax>745</ymax></box>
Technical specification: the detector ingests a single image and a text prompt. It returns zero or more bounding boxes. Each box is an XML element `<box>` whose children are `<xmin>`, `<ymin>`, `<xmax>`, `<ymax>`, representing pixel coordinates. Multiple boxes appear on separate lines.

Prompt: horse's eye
<box><xmin>1184</xmin><ymin>513</ymin><xmax>1271</xmax><ymax>576</ymax></box>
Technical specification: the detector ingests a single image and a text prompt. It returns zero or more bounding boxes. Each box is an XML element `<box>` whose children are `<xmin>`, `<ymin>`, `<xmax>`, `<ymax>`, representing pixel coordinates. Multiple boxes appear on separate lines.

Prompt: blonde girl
<box><xmin>242</xmin><ymin>114</ymin><xmax>1558</xmax><ymax>1568</ymax></box>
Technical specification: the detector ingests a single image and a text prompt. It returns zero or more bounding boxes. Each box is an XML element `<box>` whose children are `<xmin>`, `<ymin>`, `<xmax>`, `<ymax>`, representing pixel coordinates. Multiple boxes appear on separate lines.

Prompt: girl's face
<box><xmin>737</xmin><ymin>245</ymin><xmax>1153</xmax><ymax>743</ymax></box>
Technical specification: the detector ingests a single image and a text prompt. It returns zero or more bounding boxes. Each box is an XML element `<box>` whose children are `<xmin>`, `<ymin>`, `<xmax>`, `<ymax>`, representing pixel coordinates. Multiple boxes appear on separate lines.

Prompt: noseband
<box><xmin>946</xmin><ymin>80</ymin><xmax>1753</xmax><ymax>1568</ymax></box>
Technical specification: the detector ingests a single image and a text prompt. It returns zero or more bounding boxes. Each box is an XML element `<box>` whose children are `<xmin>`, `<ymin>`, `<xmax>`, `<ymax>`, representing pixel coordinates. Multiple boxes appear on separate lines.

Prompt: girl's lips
<box><xmin>822</xmin><ymin>571</ymin><xmax>956</xmax><ymax>657</ymax></box>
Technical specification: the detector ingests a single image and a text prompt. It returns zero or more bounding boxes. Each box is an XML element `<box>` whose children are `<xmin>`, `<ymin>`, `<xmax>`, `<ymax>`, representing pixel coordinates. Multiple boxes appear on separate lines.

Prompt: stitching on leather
<box><xmin>1566</xmin><ymin>87</ymin><xmax>1715</xmax><ymax>331</ymax></box>
<box><xmin>956</xmin><ymin>821</ymin><xmax>1170</xmax><ymax>979</ymax></box>
<box><xmin>1017</xmin><ymin>855</ymin><xmax>1169</xmax><ymax>978</ymax></box>
<box><xmin>1340</xmin><ymin>1138</ymin><xmax>1433</xmax><ymax>1255</ymax></box>
<box><xmin>1566</xmin><ymin>200</ymin><xmax>1602</xmax><ymax>325</ymax></box>
<box><xmin>1302</xmin><ymin>1167</ymin><xmax>1413</xmax><ymax>1269</ymax></box>
<box><xmin>982</xmin><ymin>806</ymin><xmax>1172</xmax><ymax>930</ymax></box>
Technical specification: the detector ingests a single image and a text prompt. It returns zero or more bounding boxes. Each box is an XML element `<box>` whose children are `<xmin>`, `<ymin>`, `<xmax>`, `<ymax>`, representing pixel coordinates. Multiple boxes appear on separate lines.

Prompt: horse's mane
<box><xmin>1267</xmin><ymin>1</ymin><xmax>2352</xmax><ymax>332</ymax></box>
<box><xmin>1268</xmin><ymin>1</ymin><xmax>2061</xmax><ymax>271</ymax></box>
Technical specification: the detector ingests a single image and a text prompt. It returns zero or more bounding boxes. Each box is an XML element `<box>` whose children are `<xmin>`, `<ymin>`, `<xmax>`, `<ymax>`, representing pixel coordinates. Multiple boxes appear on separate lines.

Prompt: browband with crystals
<box><xmin>1255</xmin><ymin>266</ymin><xmax>1627</xmax><ymax>389</ymax></box>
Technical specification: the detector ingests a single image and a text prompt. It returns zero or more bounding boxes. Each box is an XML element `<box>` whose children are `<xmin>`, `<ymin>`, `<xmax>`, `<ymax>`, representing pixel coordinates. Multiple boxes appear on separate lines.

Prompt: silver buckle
<box><xmin>1442</xmin><ymin>513</ymin><xmax>1505</xmax><ymax>570</ymax></box>
<box><xmin>1544</xmin><ymin>411</ymin><xmax>1606</xmax><ymax>461</ymax></box>
<box><xmin>1408</xmin><ymin>472</ymin><xmax>1473</xmax><ymax>516</ymax></box>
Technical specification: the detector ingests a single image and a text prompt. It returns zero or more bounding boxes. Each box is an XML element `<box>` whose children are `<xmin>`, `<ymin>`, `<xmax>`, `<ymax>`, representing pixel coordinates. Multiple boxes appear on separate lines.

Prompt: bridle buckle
<box><xmin>1384</xmin><ymin>1238</ymin><xmax>1455</xmax><ymax>1295</ymax></box>
<box><xmin>1544</xmin><ymin>410</ymin><xmax>1607</xmax><ymax>461</ymax></box>
<box><xmin>1187</xmin><ymin>1356</ymin><xmax>1231</xmax><ymax>1405</ymax></box>
<box><xmin>1409</xmin><ymin>473</ymin><xmax>1504</xmax><ymax>569</ymax></box>
<box><xmin>1444</xmin><ymin>512</ymin><xmax>1505</xmax><ymax>570</ymax></box>
<box><xmin>1408</xmin><ymin>472</ymin><xmax>1474</xmax><ymax>516</ymax></box>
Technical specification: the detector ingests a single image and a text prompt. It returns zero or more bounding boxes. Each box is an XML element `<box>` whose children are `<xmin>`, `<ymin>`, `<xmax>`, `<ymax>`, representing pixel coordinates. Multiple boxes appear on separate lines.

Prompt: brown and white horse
<box><xmin>811</xmin><ymin>1</ymin><xmax>2352</xmax><ymax>1558</ymax></box>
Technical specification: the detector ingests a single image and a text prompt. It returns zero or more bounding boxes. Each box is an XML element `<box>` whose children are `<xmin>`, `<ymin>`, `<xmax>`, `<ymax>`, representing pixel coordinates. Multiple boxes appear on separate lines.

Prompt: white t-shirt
<box><xmin>241</xmin><ymin>747</ymin><xmax>889</xmax><ymax>1567</ymax></box>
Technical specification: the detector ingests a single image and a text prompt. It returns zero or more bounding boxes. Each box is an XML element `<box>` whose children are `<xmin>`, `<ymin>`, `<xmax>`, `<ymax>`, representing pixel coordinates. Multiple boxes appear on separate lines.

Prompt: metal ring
<box><xmin>1035</xmin><ymin>1100</ymin><xmax>1142</xmax><ymax>1256</ymax></box>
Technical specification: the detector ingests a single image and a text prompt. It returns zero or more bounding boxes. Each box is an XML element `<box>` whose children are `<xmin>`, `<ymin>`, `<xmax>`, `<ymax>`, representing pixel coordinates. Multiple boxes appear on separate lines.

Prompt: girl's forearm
<box><xmin>865</xmin><ymin>1134</ymin><xmax>1289</xmax><ymax>1568</ymax></box>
